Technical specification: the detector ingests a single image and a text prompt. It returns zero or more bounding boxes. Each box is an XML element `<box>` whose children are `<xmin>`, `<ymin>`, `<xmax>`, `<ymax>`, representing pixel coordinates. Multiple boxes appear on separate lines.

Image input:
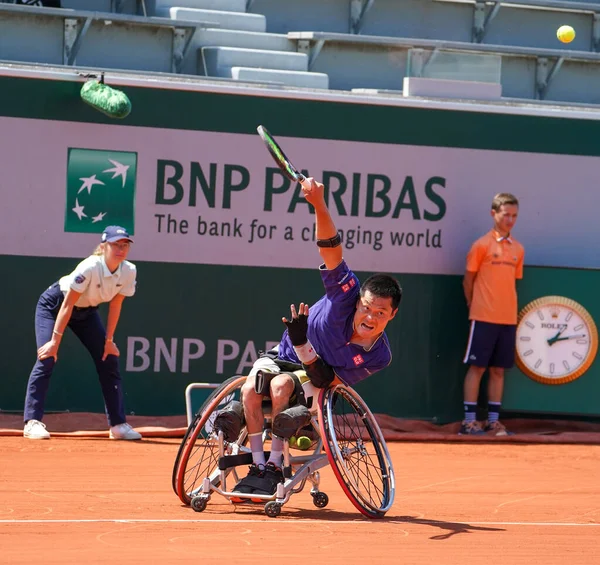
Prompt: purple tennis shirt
<box><xmin>277</xmin><ymin>260</ymin><xmax>393</xmax><ymax>386</ymax></box>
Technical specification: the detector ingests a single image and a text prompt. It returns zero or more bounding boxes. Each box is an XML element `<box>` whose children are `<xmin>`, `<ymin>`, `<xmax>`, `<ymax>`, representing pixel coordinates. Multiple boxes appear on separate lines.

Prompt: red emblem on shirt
<box><xmin>342</xmin><ymin>284</ymin><xmax>350</xmax><ymax>292</ymax></box>
<box><xmin>353</xmin><ymin>354</ymin><xmax>364</xmax><ymax>366</ymax></box>
<box><xmin>349</xmin><ymin>278</ymin><xmax>356</xmax><ymax>288</ymax></box>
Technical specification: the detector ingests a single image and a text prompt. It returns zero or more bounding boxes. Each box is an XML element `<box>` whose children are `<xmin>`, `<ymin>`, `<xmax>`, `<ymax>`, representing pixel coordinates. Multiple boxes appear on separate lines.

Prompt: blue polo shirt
<box><xmin>277</xmin><ymin>260</ymin><xmax>393</xmax><ymax>386</ymax></box>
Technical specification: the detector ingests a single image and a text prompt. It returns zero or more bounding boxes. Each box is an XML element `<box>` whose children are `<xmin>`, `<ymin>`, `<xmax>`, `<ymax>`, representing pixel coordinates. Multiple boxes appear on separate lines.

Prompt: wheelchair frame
<box><xmin>173</xmin><ymin>375</ymin><xmax>395</xmax><ymax>518</ymax></box>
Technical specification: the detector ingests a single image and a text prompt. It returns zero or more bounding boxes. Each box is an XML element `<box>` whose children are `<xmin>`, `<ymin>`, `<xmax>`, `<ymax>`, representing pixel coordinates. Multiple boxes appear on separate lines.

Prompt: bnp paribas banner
<box><xmin>1</xmin><ymin>115</ymin><xmax>600</xmax><ymax>273</ymax></box>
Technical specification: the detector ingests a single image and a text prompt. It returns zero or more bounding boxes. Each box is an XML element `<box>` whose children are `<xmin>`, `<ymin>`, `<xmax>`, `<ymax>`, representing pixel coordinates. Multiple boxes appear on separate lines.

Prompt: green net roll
<box><xmin>80</xmin><ymin>80</ymin><xmax>132</xmax><ymax>119</ymax></box>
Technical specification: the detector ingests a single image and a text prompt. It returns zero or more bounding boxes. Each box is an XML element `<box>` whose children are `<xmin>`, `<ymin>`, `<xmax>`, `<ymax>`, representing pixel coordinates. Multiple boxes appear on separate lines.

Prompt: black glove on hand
<box><xmin>283</xmin><ymin>313</ymin><xmax>309</xmax><ymax>346</ymax></box>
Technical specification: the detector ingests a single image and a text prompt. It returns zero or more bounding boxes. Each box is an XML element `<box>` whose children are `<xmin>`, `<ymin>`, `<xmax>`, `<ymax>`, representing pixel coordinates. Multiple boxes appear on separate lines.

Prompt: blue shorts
<box><xmin>463</xmin><ymin>320</ymin><xmax>516</xmax><ymax>369</ymax></box>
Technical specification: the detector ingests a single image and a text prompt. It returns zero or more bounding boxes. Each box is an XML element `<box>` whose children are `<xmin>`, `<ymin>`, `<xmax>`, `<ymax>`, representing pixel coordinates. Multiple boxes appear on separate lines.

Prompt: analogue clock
<box><xmin>515</xmin><ymin>296</ymin><xmax>598</xmax><ymax>385</ymax></box>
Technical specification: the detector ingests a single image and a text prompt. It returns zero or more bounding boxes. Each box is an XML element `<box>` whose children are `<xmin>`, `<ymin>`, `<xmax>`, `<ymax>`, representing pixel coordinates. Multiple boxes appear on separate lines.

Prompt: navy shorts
<box><xmin>463</xmin><ymin>320</ymin><xmax>516</xmax><ymax>369</ymax></box>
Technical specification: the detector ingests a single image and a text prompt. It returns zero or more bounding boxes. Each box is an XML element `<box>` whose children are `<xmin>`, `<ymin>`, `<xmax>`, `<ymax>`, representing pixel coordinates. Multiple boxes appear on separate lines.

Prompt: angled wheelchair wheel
<box><xmin>172</xmin><ymin>376</ymin><xmax>244</xmax><ymax>495</ymax></box>
<box><xmin>173</xmin><ymin>375</ymin><xmax>247</xmax><ymax>505</ymax></box>
<box><xmin>319</xmin><ymin>384</ymin><xmax>395</xmax><ymax>518</ymax></box>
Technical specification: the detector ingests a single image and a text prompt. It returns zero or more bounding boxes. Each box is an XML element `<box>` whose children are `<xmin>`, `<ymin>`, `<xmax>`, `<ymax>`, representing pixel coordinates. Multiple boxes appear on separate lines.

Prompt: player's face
<box><xmin>105</xmin><ymin>239</ymin><xmax>131</xmax><ymax>263</ymax></box>
<box><xmin>491</xmin><ymin>203</ymin><xmax>518</xmax><ymax>235</ymax></box>
<box><xmin>353</xmin><ymin>291</ymin><xmax>397</xmax><ymax>339</ymax></box>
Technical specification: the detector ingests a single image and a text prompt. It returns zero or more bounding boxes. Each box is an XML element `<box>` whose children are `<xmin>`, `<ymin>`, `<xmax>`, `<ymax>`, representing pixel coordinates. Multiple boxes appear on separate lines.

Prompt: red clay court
<box><xmin>1</xmin><ymin>435</ymin><xmax>598</xmax><ymax>565</ymax></box>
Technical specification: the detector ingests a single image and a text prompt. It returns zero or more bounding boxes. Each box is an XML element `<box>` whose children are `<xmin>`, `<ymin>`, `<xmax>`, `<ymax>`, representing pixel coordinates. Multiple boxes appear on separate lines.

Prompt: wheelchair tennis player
<box><xmin>215</xmin><ymin>177</ymin><xmax>402</xmax><ymax>502</ymax></box>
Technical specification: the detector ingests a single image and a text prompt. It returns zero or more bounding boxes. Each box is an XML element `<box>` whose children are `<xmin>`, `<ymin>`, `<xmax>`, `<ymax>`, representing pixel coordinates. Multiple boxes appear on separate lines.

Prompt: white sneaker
<box><xmin>24</xmin><ymin>419</ymin><xmax>50</xmax><ymax>439</ymax></box>
<box><xmin>109</xmin><ymin>422</ymin><xmax>142</xmax><ymax>440</ymax></box>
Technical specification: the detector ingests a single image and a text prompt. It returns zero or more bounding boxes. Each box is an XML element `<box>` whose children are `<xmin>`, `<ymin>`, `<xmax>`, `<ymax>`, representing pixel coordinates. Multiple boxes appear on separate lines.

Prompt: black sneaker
<box><xmin>247</xmin><ymin>463</ymin><xmax>285</xmax><ymax>503</ymax></box>
<box><xmin>256</xmin><ymin>462</ymin><xmax>284</xmax><ymax>495</ymax></box>
<box><xmin>230</xmin><ymin>464</ymin><xmax>264</xmax><ymax>503</ymax></box>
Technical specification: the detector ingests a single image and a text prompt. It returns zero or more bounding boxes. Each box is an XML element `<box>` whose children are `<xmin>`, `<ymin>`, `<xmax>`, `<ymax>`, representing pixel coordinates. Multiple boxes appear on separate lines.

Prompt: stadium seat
<box><xmin>287</xmin><ymin>31</ymin><xmax>600</xmax><ymax>102</ymax></box>
<box><xmin>156</xmin><ymin>0</ymin><xmax>248</xmax><ymax>12</ymax></box>
<box><xmin>0</xmin><ymin>2</ymin><xmax>212</xmax><ymax>73</ymax></box>
<box><xmin>156</xmin><ymin>0</ymin><xmax>331</xmax><ymax>87</ymax></box>
<box><xmin>230</xmin><ymin>66</ymin><xmax>329</xmax><ymax>88</ymax></box>
<box><xmin>160</xmin><ymin>7</ymin><xmax>267</xmax><ymax>32</ymax></box>
<box><xmin>433</xmin><ymin>0</ymin><xmax>600</xmax><ymax>50</ymax></box>
<box><xmin>195</xmin><ymin>28</ymin><xmax>295</xmax><ymax>52</ymax></box>
<box><xmin>200</xmin><ymin>45</ymin><xmax>328</xmax><ymax>88</ymax></box>
<box><xmin>45</xmin><ymin>0</ymin><xmax>147</xmax><ymax>16</ymax></box>
<box><xmin>250</xmin><ymin>0</ymin><xmax>600</xmax><ymax>52</ymax></box>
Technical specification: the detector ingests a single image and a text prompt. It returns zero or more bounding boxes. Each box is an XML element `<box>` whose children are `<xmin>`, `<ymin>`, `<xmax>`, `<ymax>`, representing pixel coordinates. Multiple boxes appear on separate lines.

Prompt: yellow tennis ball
<box><xmin>557</xmin><ymin>25</ymin><xmax>575</xmax><ymax>43</ymax></box>
<box><xmin>296</xmin><ymin>436</ymin><xmax>312</xmax><ymax>450</ymax></box>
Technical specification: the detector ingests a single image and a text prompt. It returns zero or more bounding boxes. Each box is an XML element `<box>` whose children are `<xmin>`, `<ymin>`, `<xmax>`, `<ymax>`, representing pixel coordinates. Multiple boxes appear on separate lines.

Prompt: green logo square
<box><xmin>65</xmin><ymin>148</ymin><xmax>137</xmax><ymax>234</ymax></box>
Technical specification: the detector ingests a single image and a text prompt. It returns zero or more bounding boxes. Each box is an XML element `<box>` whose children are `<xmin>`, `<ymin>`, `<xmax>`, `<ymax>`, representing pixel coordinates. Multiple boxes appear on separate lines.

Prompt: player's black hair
<box><xmin>360</xmin><ymin>274</ymin><xmax>402</xmax><ymax>311</ymax></box>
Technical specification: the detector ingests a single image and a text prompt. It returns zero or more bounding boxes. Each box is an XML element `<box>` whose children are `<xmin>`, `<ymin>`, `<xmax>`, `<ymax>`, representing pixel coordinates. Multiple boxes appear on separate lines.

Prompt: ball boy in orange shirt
<box><xmin>460</xmin><ymin>193</ymin><xmax>525</xmax><ymax>436</ymax></box>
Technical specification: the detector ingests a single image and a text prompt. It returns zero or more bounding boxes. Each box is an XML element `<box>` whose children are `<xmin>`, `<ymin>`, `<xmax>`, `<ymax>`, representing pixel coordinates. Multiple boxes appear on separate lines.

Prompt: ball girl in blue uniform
<box><xmin>23</xmin><ymin>226</ymin><xmax>141</xmax><ymax>441</ymax></box>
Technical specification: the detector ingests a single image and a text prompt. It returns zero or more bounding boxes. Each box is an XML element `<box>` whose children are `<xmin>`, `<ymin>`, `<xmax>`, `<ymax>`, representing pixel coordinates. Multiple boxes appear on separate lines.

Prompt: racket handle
<box><xmin>298</xmin><ymin>175</ymin><xmax>311</xmax><ymax>190</ymax></box>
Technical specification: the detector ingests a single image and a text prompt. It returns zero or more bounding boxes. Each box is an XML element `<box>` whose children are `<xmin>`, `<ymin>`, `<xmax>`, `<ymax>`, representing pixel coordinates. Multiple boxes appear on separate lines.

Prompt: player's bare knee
<box><xmin>241</xmin><ymin>374</ymin><xmax>257</xmax><ymax>396</ymax></box>
<box><xmin>269</xmin><ymin>374</ymin><xmax>295</xmax><ymax>401</ymax></box>
<box><xmin>241</xmin><ymin>378</ymin><xmax>262</xmax><ymax>409</ymax></box>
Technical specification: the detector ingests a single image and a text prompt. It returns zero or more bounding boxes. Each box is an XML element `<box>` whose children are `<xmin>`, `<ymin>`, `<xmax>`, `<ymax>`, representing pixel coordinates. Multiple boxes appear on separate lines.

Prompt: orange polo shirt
<box><xmin>466</xmin><ymin>229</ymin><xmax>525</xmax><ymax>325</ymax></box>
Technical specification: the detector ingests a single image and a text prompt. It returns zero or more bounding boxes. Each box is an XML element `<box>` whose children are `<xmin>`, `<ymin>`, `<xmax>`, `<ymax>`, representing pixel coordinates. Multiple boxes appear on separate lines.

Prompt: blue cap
<box><xmin>101</xmin><ymin>225</ymin><xmax>133</xmax><ymax>243</ymax></box>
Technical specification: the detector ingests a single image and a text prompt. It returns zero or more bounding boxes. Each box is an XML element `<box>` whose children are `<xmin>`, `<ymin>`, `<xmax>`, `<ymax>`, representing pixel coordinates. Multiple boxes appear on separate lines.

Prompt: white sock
<box><xmin>267</xmin><ymin>436</ymin><xmax>284</xmax><ymax>468</ymax></box>
<box><xmin>249</xmin><ymin>432</ymin><xmax>266</xmax><ymax>466</ymax></box>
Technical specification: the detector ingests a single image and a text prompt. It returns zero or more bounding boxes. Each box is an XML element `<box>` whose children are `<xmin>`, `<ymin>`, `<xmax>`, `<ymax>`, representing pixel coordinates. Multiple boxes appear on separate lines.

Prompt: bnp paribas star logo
<box><xmin>65</xmin><ymin>148</ymin><xmax>137</xmax><ymax>234</ymax></box>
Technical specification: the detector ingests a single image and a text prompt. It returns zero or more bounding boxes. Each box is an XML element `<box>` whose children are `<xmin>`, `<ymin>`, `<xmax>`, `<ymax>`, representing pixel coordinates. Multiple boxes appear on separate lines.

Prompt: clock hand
<box><xmin>547</xmin><ymin>326</ymin><xmax>567</xmax><ymax>347</ymax></box>
<box><xmin>552</xmin><ymin>334</ymin><xmax>587</xmax><ymax>343</ymax></box>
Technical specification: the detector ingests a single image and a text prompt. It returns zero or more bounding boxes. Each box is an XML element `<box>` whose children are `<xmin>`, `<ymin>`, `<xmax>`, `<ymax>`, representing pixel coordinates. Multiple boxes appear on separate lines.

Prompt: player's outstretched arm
<box><xmin>301</xmin><ymin>178</ymin><xmax>342</xmax><ymax>270</ymax></box>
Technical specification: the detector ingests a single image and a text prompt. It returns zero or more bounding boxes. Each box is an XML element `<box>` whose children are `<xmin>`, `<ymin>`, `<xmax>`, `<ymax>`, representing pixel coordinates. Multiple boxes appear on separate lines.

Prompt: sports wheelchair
<box><xmin>172</xmin><ymin>374</ymin><xmax>395</xmax><ymax>518</ymax></box>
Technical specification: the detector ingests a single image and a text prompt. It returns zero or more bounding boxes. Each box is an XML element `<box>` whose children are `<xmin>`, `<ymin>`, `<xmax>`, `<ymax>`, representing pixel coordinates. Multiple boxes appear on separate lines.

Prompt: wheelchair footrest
<box><xmin>218</xmin><ymin>451</ymin><xmax>271</xmax><ymax>470</ymax></box>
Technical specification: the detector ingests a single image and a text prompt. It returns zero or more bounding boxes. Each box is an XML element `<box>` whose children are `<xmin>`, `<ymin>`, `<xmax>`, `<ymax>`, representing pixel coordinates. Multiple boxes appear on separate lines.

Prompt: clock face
<box><xmin>516</xmin><ymin>296</ymin><xmax>598</xmax><ymax>385</ymax></box>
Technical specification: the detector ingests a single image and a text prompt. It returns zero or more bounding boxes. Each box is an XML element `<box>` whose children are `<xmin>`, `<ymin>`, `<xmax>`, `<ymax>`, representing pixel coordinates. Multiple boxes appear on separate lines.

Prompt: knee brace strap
<box><xmin>254</xmin><ymin>369</ymin><xmax>276</xmax><ymax>397</ymax></box>
<box><xmin>213</xmin><ymin>400</ymin><xmax>245</xmax><ymax>441</ymax></box>
<box><xmin>272</xmin><ymin>405</ymin><xmax>312</xmax><ymax>439</ymax></box>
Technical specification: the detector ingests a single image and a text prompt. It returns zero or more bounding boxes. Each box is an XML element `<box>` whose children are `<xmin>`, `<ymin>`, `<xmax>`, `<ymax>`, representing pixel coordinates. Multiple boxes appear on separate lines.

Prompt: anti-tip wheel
<box><xmin>264</xmin><ymin>501</ymin><xmax>282</xmax><ymax>518</ymax></box>
<box><xmin>312</xmin><ymin>491</ymin><xmax>329</xmax><ymax>508</ymax></box>
<box><xmin>191</xmin><ymin>496</ymin><xmax>208</xmax><ymax>513</ymax></box>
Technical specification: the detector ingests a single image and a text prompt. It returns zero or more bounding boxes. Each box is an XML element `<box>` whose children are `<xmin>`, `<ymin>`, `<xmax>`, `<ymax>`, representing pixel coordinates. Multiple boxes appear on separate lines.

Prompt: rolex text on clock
<box><xmin>515</xmin><ymin>296</ymin><xmax>598</xmax><ymax>385</ymax></box>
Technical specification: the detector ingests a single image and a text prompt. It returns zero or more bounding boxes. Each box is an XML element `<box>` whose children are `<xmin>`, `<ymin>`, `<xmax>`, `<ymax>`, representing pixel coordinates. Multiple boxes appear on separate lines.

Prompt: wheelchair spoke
<box><xmin>335</xmin><ymin>431</ymin><xmax>387</xmax><ymax>509</ymax></box>
<box><xmin>320</xmin><ymin>384</ymin><xmax>395</xmax><ymax>518</ymax></box>
<box><xmin>184</xmin><ymin>437</ymin><xmax>219</xmax><ymax>496</ymax></box>
<box><xmin>343</xmin><ymin>447</ymin><xmax>387</xmax><ymax>507</ymax></box>
<box><xmin>173</xmin><ymin>376</ymin><xmax>247</xmax><ymax>505</ymax></box>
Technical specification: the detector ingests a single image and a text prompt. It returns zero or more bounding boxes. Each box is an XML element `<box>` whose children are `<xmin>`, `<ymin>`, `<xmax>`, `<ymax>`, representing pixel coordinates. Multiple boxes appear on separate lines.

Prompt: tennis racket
<box><xmin>257</xmin><ymin>125</ymin><xmax>311</xmax><ymax>188</ymax></box>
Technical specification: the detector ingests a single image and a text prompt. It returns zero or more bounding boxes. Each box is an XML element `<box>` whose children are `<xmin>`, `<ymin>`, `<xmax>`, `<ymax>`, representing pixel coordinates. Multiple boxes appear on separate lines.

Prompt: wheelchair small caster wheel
<box><xmin>191</xmin><ymin>496</ymin><xmax>208</xmax><ymax>513</ymax></box>
<box><xmin>312</xmin><ymin>492</ymin><xmax>329</xmax><ymax>508</ymax></box>
<box><xmin>264</xmin><ymin>501</ymin><xmax>282</xmax><ymax>518</ymax></box>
